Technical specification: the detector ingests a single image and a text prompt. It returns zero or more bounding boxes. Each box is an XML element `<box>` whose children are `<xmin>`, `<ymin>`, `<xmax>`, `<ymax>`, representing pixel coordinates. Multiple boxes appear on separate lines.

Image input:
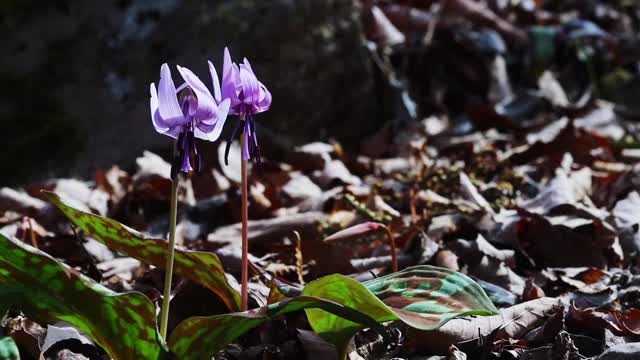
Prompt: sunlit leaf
<box><xmin>168</xmin><ymin>295</ymin><xmax>387</xmax><ymax>360</ymax></box>
<box><xmin>0</xmin><ymin>233</ymin><xmax>166</xmax><ymax>360</ymax></box>
<box><xmin>168</xmin><ymin>266</ymin><xmax>497</xmax><ymax>359</ymax></box>
<box><xmin>45</xmin><ymin>191</ymin><xmax>241</xmax><ymax>311</ymax></box>
<box><xmin>322</xmin><ymin>222</ymin><xmax>382</xmax><ymax>243</ymax></box>
<box><xmin>302</xmin><ymin>274</ymin><xmax>397</xmax><ymax>352</ymax></box>
<box><xmin>0</xmin><ymin>337</ymin><xmax>19</xmax><ymax>360</ymax></box>
<box><xmin>364</xmin><ymin>265</ymin><xmax>499</xmax><ymax>329</ymax></box>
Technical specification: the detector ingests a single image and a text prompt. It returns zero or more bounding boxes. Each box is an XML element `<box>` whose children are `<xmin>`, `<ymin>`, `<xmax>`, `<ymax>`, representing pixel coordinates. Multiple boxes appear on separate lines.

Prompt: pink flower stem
<box><xmin>240</xmin><ymin>125</ymin><xmax>249</xmax><ymax>311</ymax></box>
<box><xmin>380</xmin><ymin>224</ymin><xmax>398</xmax><ymax>273</ymax></box>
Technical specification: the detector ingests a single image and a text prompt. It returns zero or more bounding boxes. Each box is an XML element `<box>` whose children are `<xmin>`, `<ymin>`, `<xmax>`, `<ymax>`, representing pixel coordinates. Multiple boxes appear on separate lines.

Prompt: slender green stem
<box><xmin>160</xmin><ymin>171</ymin><xmax>179</xmax><ymax>339</ymax></box>
<box><xmin>240</xmin><ymin>128</ymin><xmax>249</xmax><ymax>311</ymax></box>
<box><xmin>338</xmin><ymin>344</ymin><xmax>350</xmax><ymax>360</ymax></box>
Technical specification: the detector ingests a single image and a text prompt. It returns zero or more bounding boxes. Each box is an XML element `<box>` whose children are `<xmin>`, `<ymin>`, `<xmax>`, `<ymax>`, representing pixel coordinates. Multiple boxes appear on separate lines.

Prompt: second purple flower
<box><xmin>219</xmin><ymin>47</ymin><xmax>272</xmax><ymax>165</ymax></box>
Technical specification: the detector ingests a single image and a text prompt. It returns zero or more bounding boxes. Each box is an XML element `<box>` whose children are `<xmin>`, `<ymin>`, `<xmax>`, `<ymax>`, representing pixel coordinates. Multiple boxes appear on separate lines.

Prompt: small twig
<box><xmin>18</xmin><ymin>217</ymin><xmax>28</xmax><ymax>243</ymax></box>
<box><xmin>421</xmin><ymin>0</ymin><xmax>443</xmax><ymax>47</ymax></box>
<box><xmin>27</xmin><ymin>218</ymin><xmax>37</xmax><ymax>248</ymax></box>
<box><xmin>409</xmin><ymin>188</ymin><xmax>418</xmax><ymax>224</ymax></box>
<box><xmin>293</xmin><ymin>231</ymin><xmax>305</xmax><ymax>286</ymax></box>
<box><xmin>344</xmin><ymin>194</ymin><xmax>391</xmax><ymax>223</ymax></box>
<box><xmin>380</xmin><ymin>224</ymin><xmax>398</xmax><ymax>273</ymax></box>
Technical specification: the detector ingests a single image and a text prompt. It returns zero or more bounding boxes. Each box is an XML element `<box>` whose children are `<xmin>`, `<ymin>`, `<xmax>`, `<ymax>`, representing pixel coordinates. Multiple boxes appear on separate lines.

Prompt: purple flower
<box><xmin>150</xmin><ymin>63</ymin><xmax>230</xmax><ymax>178</ymax></box>
<box><xmin>219</xmin><ymin>47</ymin><xmax>272</xmax><ymax>164</ymax></box>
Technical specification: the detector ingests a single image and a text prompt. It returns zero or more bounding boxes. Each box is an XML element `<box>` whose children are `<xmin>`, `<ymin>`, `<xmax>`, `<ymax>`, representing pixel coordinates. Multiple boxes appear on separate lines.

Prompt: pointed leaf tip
<box><xmin>323</xmin><ymin>222</ymin><xmax>383</xmax><ymax>243</ymax></box>
<box><xmin>43</xmin><ymin>191</ymin><xmax>241</xmax><ymax>311</ymax></box>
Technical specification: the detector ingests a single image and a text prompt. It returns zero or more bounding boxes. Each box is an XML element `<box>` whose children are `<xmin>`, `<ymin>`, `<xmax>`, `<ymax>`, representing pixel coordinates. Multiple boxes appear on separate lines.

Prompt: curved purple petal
<box><xmin>208</xmin><ymin>98</ymin><xmax>230</xmax><ymax>140</ymax></box>
<box><xmin>150</xmin><ymin>83</ymin><xmax>166</xmax><ymax>132</ymax></box>
<box><xmin>162</xmin><ymin>125</ymin><xmax>183</xmax><ymax>139</ymax></box>
<box><xmin>176</xmin><ymin>65</ymin><xmax>218</xmax><ymax>123</ymax></box>
<box><xmin>239</xmin><ymin>64</ymin><xmax>260</xmax><ymax>106</ymax></box>
<box><xmin>241</xmin><ymin>58</ymin><xmax>270</xmax><ymax>112</ymax></box>
<box><xmin>194</xmin><ymin>126</ymin><xmax>214</xmax><ymax>140</ymax></box>
<box><xmin>195</xmin><ymin>98</ymin><xmax>230</xmax><ymax>142</ymax></box>
<box><xmin>183</xmin><ymin>94</ymin><xmax>198</xmax><ymax>117</ymax></box>
<box><xmin>221</xmin><ymin>48</ymin><xmax>237</xmax><ymax>103</ymax></box>
<box><xmin>208</xmin><ymin>60</ymin><xmax>222</xmax><ymax>103</ymax></box>
<box><xmin>256</xmin><ymin>82</ymin><xmax>272</xmax><ymax>113</ymax></box>
<box><xmin>242</xmin><ymin>58</ymin><xmax>255</xmax><ymax>74</ymax></box>
<box><xmin>221</xmin><ymin>49</ymin><xmax>271</xmax><ymax>118</ymax></box>
<box><xmin>228</xmin><ymin>63</ymin><xmax>243</xmax><ymax>114</ymax></box>
<box><xmin>151</xmin><ymin>83</ymin><xmax>185</xmax><ymax>136</ymax></box>
<box><xmin>157</xmin><ymin>64</ymin><xmax>185</xmax><ymax>126</ymax></box>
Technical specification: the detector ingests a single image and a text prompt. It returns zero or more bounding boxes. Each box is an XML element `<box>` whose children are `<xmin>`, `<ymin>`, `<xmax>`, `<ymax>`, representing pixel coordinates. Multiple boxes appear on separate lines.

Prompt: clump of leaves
<box><xmin>0</xmin><ymin>194</ymin><xmax>498</xmax><ymax>359</ymax></box>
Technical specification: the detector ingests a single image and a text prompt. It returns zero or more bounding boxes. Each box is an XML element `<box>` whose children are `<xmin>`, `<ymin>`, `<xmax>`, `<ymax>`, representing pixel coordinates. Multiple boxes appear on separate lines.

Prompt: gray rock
<box><xmin>1</xmin><ymin>0</ymin><xmax>377</xmax><ymax>184</ymax></box>
<box><xmin>598</xmin><ymin>343</ymin><xmax>640</xmax><ymax>360</ymax></box>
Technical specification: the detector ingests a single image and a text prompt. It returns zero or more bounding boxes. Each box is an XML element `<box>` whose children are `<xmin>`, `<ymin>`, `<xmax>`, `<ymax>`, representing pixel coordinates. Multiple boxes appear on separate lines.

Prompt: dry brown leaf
<box><xmin>449</xmin><ymin>235</ymin><xmax>524</xmax><ymax>295</ymax></box>
<box><xmin>434</xmin><ymin>250</ymin><xmax>460</xmax><ymax>271</ymax></box>
<box><xmin>408</xmin><ymin>297</ymin><xmax>562</xmax><ymax>353</ymax></box>
<box><xmin>516</xmin><ymin>208</ymin><xmax>623</xmax><ymax>268</ymax></box>
<box><xmin>448</xmin><ymin>345</ymin><xmax>468</xmax><ymax>360</ymax></box>
<box><xmin>207</xmin><ymin>212</ymin><xmax>326</xmax><ymax>249</ymax></box>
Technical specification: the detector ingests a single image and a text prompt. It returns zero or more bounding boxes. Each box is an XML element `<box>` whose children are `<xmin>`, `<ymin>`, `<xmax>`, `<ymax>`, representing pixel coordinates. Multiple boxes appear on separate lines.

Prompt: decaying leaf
<box><xmin>449</xmin><ymin>235</ymin><xmax>524</xmax><ymax>295</ymax></box>
<box><xmin>516</xmin><ymin>208</ymin><xmax>623</xmax><ymax>268</ymax></box>
<box><xmin>408</xmin><ymin>297</ymin><xmax>562</xmax><ymax>353</ymax></box>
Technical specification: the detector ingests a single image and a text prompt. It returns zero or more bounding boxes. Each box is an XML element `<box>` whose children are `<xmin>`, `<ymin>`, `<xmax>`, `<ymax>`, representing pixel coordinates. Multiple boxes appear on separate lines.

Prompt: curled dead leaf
<box><xmin>407</xmin><ymin>297</ymin><xmax>562</xmax><ymax>353</ymax></box>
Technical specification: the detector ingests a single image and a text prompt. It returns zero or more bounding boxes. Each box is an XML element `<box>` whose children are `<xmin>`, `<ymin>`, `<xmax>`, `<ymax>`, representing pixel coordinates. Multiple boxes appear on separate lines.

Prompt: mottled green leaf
<box><xmin>168</xmin><ymin>295</ymin><xmax>387</xmax><ymax>360</ymax></box>
<box><xmin>45</xmin><ymin>191</ymin><xmax>241</xmax><ymax>311</ymax></box>
<box><xmin>364</xmin><ymin>265</ymin><xmax>499</xmax><ymax>329</ymax></box>
<box><xmin>0</xmin><ymin>233</ymin><xmax>166</xmax><ymax>360</ymax></box>
<box><xmin>0</xmin><ymin>337</ymin><xmax>19</xmax><ymax>360</ymax></box>
<box><xmin>305</xmin><ymin>267</ymin><xmax>497</xmax><ymax>353</ymax></box>
<box><xmin>302</xmin><ymin>274</ymin><xmax>397</xmax><ymax>351</ymax></box>
<box><xmin>169</xmin><ymin>266</ymin><xmax>498</xmax><ymax>359</ymax></box>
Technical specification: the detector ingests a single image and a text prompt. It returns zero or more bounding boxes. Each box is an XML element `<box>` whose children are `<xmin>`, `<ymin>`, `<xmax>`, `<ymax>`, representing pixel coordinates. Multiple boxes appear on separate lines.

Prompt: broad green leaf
<box><xmin>169</xmin><ymin>266</ymin><xmax>498</xmax><ymax>359</ymax></box>
<box><xmin>305</xmin><ymin>267</ymin><xmax>498</xmax><ymax>351</ymax></box>
<box><xmin>45</xmin><ymin>191</ymin><xmax>241</xmax><ymax>311</ymax></box>
<box><xmin>168</xmin><ymin>295</ymin><xmax>387</xmax><ymax>360</ymax></box>
<box><xmin>302</xmin><ymin>274</ymin><xmax>397</xmax><ymax>351</ymax></box>
<box><xmin>0</xmin><ymin>337</ymin><xmax>19</xmax><ymax>360</ymax></box>
<box><xmin>0</xmin><ymin>233</ymin><xmax>166</xmax><ymax>360</ymax></box>
<box><xmin>364</xmin><ymin>265</ymin><xmax>499</xmax><ymax>329</ymax></box>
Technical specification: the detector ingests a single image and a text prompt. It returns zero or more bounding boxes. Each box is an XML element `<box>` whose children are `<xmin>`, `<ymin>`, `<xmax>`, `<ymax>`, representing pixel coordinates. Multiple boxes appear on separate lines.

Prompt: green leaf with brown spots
<box><xmin>44</xmin><ymin>191</ymin><xmax>241</xmax><ymax>311</ymax></box>
<box><xmin>168</xmin><ymin>266</ymin><xmax>498</xmax><ymax>359</ymax></box>
<box><xmin>168</xmin><ymin>294</ymin><xmax>388</xmax><ymax>360</ymax></box>
<box><xmin>363</xmin><ymin>265</ymin><xmax>499</xmax><ymax>329</ymax></box>
<box><xmin>304</xmin><ymin>267</ymin><xmax>497</xmax><ymax>354</ymax></box>
<box><xmin>302</xmin><ymin>273</ymin><xmax>398</xmax><ymax>353</ymax></box>
<box><xmin>0</xmin><ymin>233</ymin><xmax>167</xmax><ymax>360</ymax></box>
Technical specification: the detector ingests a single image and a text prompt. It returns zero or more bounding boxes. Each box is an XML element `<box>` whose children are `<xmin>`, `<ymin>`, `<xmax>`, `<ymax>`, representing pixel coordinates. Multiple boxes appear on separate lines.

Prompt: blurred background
<box><xmin>2</xmin><ymin>0</ymin><xmax>640</xmax><ymax>186</ymax></box>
